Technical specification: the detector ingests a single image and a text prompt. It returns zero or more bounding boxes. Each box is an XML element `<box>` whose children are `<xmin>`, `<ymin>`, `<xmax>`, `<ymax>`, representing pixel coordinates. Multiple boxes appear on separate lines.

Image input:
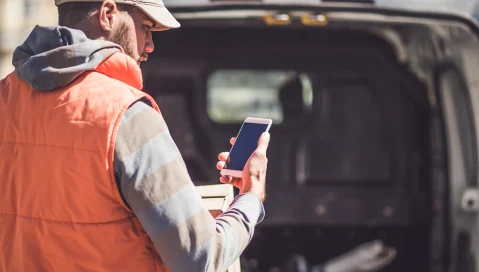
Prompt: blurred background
<box><xmin>0</xmin><ymin>0</ymin><xmax>57</xmax><ymax>78</ymax></box>
<box><xmin>3</xmin><ymin>1</ymin><xmax>479</xmax><ymax>272</ymax></box>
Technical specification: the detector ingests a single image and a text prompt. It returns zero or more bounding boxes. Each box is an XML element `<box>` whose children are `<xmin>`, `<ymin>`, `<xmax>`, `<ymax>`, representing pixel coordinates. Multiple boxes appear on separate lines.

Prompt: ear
<box><xmin>98</xmin><ymin>0</ymin><xmax>118</xmax><ymax>31</ymax></box>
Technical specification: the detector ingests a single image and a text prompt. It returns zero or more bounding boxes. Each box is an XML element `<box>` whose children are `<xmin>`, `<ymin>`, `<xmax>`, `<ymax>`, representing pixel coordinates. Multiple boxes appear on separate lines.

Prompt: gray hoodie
<box><xmin>12</xmin><ymin>25</ymin><xmax>122</xmax><ymax>91</ymax></box>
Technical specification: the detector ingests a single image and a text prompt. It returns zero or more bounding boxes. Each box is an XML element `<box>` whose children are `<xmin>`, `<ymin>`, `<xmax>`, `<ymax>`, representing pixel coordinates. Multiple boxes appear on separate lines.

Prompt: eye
<box><xmin>143</xmin><ymin>25</ymin><xmax>152</xmax><ymax>32</ymax></box>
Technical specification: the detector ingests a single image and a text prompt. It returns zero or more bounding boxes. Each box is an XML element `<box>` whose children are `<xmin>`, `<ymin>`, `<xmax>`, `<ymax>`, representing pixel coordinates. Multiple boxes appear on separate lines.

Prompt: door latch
<box><xmin>461</xmin><ymin>188</ymin><xmax>479</xmax><ymax>212</ymax></box>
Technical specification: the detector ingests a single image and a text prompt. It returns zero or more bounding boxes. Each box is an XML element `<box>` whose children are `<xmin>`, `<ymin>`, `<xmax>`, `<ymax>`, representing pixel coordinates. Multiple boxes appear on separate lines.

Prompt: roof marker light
<box><xmin>301</xmin><ymin>14</ymin><xmax>328</xmax><ymax>26</ymax></box>
<box><xmin>264</xmin><ymin>13</ymin><xmax>292</xmax><ymax>25</ymax></box>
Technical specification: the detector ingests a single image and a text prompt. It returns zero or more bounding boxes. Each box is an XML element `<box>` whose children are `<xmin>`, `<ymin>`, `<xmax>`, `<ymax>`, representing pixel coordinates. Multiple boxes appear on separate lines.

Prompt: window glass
<box><xmin>207</xmin><ymin>69</ymin><xmax>314</xmax><ymax>124</ymax></box>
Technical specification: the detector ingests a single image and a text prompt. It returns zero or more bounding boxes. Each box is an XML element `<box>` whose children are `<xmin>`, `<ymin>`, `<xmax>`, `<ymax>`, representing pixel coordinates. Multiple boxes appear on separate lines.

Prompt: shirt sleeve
<box><xmin>113</xmin><ymin>100</ymin><xmax>265</xmax><ymax>272</ymax></box>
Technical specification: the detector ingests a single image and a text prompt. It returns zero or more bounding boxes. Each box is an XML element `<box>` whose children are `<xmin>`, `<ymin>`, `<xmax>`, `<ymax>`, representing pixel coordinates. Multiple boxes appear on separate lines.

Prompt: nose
<box><xmin>145</xmin><ymin>42</ymin><xmax>154</xmax><ymax>53</ymax></box>
<box><xmin>145</xmin><ymin>32</ymin><xmax>154</xmax><ymax>53</ymax></box>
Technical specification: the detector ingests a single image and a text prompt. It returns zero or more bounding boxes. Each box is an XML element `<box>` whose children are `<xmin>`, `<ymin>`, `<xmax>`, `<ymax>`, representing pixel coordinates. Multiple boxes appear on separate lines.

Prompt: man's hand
<box><xmin>216</xmin><ymin>132</ymin><xmax>270</xmax><ymax>202</ymax></box>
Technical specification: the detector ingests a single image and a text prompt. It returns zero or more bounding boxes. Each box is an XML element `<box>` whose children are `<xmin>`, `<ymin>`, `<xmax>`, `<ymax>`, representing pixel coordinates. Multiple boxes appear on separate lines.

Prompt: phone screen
<box><xmin>225</xmin><ymin>122</ymin><xmax>270</xmax><ymax>171</ymax></box>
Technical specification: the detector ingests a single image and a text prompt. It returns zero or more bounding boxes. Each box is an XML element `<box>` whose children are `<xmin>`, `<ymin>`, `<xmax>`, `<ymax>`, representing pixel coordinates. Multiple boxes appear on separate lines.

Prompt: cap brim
<box><xmin>136</xmin><ymin>3</ymin><xmax>181</xmax><ymax>31</ymax></box>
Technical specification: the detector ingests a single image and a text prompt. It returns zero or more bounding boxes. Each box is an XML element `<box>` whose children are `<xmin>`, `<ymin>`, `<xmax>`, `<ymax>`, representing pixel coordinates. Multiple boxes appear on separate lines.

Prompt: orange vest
<box><xmin>0</xmin><ymin>52</ymin><xmax>169</xmax><ymax>271</ymax></box>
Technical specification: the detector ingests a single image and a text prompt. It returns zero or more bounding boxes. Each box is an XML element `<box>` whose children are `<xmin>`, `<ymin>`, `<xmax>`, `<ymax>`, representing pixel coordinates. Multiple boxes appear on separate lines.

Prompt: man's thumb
<box><xmin>257</xmin><ymin>132</ymin><xmax>270</xmax><ymax>153</ymax></box>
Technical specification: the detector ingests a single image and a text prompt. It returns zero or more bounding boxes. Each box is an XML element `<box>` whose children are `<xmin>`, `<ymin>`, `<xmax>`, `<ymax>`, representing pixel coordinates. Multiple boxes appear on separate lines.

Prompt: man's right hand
<box><xmin>216</xmin><ymin>132</ymin><xmax>270</xmax><ymax>202</ymax></box>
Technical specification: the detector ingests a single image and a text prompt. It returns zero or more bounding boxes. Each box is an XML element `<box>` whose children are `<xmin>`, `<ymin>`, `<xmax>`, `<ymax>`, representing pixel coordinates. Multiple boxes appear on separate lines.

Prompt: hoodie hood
<box><xmin>12</xmin><ymin>25</ymin><xmax>123</xmax><ymax>91</ymax></box>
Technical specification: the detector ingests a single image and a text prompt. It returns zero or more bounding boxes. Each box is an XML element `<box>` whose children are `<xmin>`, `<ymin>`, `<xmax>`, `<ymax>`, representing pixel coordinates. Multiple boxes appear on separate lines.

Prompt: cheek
<box><xmin>136</xmin><ymin>36</ymin><xmax>144</xmax><ymax>52</ymax></box>
<box><xmin>135</xmin><ymin>28</ymin><xmax>146</xmax><ymax>53</ymax></box>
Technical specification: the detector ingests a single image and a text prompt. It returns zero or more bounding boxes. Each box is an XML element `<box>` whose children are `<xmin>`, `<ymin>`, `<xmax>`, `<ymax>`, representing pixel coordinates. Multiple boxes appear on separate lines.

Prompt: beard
<box><xmin>109</xmin><ymin>19</ymin><xmax>140</xmax><ymax>63</ymax></box>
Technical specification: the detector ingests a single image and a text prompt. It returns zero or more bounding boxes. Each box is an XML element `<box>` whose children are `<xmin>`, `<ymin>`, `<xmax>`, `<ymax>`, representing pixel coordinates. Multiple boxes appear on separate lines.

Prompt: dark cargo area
<box><xmin>144</xmin><ymin>25</ymin><xmax>433</xmax><ymax>271</ymax></box>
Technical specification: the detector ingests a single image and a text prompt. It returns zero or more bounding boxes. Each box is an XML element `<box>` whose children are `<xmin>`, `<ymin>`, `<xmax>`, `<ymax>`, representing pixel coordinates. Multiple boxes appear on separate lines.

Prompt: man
<box><xmin>0</xmin><ymin>0</ymin><xmax>270</xmax><ymax>271</ymax></box>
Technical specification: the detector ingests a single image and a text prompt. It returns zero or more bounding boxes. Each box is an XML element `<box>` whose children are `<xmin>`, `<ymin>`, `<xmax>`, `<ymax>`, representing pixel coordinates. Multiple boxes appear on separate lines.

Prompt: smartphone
<box><xmin>221</xmin><ymin>117</ymin><xmax>273</xmax><ymax>178</ymax></box>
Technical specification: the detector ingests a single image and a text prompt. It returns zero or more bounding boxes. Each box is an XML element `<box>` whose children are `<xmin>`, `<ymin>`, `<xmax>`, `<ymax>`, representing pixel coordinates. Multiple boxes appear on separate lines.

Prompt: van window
<box><xmin>206</xmin><ymin>69</ymin><xmax>314</xmax><ymax>124</ymax></box>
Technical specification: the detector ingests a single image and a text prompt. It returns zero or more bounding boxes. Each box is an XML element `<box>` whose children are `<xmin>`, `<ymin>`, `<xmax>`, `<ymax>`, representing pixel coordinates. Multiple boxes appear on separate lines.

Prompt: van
<box><xmin>143</xmin><ymin>1</ymin><xmax>479</xmax><ymax>271</ymax></box>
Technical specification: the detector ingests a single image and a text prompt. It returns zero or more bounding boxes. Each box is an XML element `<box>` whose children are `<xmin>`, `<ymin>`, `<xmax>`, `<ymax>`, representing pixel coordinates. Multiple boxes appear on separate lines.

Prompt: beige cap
<box><xmin>55</xmin><ymin>0</ymin><xmax>180</xmax><ymax>31</ymax></box>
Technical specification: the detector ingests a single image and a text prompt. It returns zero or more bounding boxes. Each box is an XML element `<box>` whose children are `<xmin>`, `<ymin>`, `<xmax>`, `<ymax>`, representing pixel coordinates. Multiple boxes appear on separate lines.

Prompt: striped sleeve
<box><xmin>113</xmin><ymin>101</ymin><xmax>265</xmax><ymax>272</ymax></box>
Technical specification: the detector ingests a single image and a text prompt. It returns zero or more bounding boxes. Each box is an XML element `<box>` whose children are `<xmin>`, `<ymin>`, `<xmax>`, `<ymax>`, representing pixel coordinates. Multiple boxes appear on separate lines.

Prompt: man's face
<box><xmin>109</xmin><ymin>7</ymin><xmax>155</xmax><ymax>66</ymax></box>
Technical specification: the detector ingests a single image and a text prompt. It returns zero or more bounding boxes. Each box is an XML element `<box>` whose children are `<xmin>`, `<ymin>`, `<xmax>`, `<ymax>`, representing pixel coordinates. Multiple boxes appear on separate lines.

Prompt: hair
<box><xmin>58</xmin><ymin>2</ymin><xmax>133</xmax><ymax>30</ymax></box>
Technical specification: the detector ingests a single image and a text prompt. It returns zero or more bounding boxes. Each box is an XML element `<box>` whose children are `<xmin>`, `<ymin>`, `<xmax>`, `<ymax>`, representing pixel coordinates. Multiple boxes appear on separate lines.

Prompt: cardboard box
<box><xmin>196</xmin><ymin>184</ymin><xmax>241</xmax><ymax>272</ymax></box>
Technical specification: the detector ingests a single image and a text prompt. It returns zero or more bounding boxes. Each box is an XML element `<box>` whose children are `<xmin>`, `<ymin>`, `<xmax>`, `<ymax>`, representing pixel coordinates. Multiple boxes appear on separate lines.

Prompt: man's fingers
<box><xmin>220</xmin><ymin>176</ymin><xmax>233</xmax><ymax>184</ymax></box>
<box><xmin>230</xmin><ymin>137</ymin><xmax>236</xmax><ymax>145</ymax></box>
<box><xmin>219</xmin><ymin>176</ymin><xmax>240</xmax><ymax>187</ymax></box>
<box><xmin>256</xmin><ymin>132</ymin><xmax>271</xmax><ymax>154</ymax></box>
<box><xmin>218</xmin><ymin>152</ymin><xmax>229</xmax><ymax>161</ymax></box>
<box><xmin>216</xmin><ymin>161</ymin><xmax>226</xmax><ymax>170</ymax></box>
